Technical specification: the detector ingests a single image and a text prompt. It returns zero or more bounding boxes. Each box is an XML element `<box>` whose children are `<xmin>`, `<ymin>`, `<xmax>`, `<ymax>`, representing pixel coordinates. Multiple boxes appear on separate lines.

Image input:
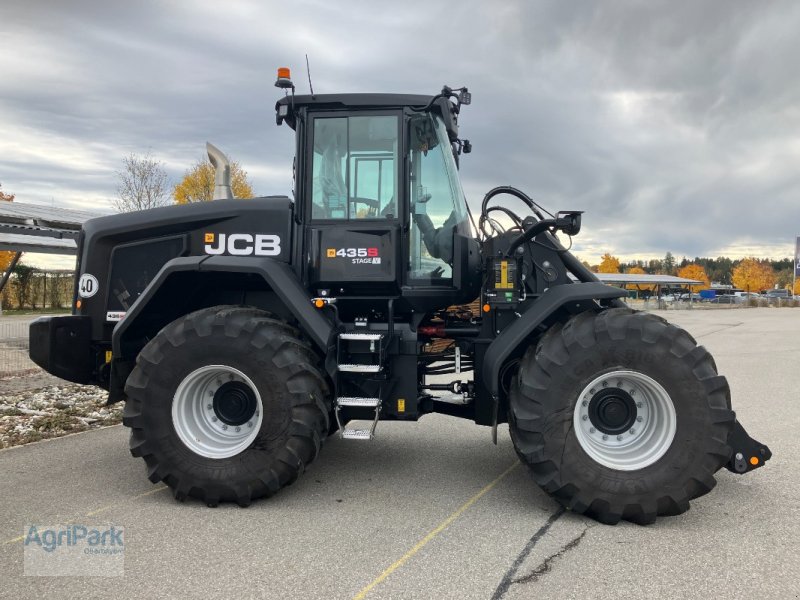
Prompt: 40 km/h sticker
<box><xmin>78</xmin><ymin>273</ymin><xmax>99</xmax><ymax>298</ymax></box>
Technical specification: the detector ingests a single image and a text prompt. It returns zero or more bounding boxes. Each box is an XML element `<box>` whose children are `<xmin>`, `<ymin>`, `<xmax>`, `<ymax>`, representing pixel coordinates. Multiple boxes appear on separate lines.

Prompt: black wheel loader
<box><xmin>29</xmin><ymin>69</ymin><xmax>770</xmax><ymax>524</ymax></box>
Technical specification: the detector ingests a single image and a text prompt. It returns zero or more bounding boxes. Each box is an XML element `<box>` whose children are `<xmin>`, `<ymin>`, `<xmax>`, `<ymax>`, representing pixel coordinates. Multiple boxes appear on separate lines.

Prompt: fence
<box><xmin>0</xmin><ymin>319</ymin><xmax>38</xmax><ymax>377</ymax></box>
<box><xmin>0</xmin><ymin>270</ymin><xmax>74</xmax><ymax>312</ymax></box>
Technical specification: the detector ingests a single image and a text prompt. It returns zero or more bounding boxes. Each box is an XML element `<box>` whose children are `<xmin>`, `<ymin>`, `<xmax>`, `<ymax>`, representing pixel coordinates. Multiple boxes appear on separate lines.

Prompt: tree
<box><xmin>0</xmin><ymin>183</ymin><xmax>16</xmax><ymax>273</ymax></box>
<box><xmin>794</xmin><ymin>278</ymin><xmax>800</xmax><ymax>296</ymax></box>
<box><xmin>0</xmin><ymin>182</ymin><xmax>14</xmax><ymax>202</ymax></box>
<box><xmin>173</xmin><ymin>157</ymin><xmax>254</xmax><ymax>204</ymax></box>
<box><xmin>732</xmin><ymin>258</ymin><xmax>776</xmax><ymax>293</ymax></box>
<box><xmin>12</xmin><ymin>264</ymin><xmax>35</xmax><ymax>309</ymax></box>
<box><xmin>677</xmin><ymin>264</ymin><xmax>710</xmax><ymax>290</ymax></box>
<box><xmin>114</xmin><ymin>153</ymin><xmax>170</xmax><ymax>212</ymax></box>
<box><xmin>598</xmin><ymin>253</ymin><xmax>621</xmax><ymax>273</ymax></box>
<box><xmin>662</xmin><ymin>252</ymin><xmax>676</xmax><ymax>275</ymax></box>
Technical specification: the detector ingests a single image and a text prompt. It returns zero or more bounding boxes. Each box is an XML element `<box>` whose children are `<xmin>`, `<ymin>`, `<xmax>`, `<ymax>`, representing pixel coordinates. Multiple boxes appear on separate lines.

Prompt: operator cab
<box><xmin>276</xmin><ymin>81</ymin><xmax>480</xmax><ymax>314</ymax></box>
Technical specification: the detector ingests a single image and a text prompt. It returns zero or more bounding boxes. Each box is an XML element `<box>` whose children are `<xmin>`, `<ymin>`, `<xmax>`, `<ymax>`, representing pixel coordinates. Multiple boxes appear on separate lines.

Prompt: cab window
<box><xmin>408</xmin><ymin>113</ymin><xmax>468</xmax><ymax>282</ymax></box>
<box><xmin>311</xmin><ymin>115</ymin><xmax>398</xmax><ymax>219</ymax></box>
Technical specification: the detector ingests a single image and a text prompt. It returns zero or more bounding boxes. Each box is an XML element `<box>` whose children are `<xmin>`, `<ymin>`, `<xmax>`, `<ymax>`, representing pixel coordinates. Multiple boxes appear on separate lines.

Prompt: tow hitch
<box><xmin>725</xmin><ymin>420</ymin><xmax>772</xmax><ymax>474</ymax></box>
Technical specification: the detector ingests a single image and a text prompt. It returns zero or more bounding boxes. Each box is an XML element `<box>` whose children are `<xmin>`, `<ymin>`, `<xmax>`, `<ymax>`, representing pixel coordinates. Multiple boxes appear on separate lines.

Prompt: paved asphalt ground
<box><xmin>1</xmin><ymin>308</ymin><xmax>798</xmax><ymax>599</ymax></box>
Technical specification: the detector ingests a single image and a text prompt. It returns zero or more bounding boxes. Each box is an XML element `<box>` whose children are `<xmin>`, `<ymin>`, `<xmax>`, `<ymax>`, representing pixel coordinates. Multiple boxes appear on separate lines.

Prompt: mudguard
<box><xmin>112</xmin><ymin>255</ymin><xmax>333</xmax><ymax>358</ymax></box>
<box><xmin>482</xmin><ymin>281</ymin><xmax>626</xmax><ymax>407</ymax></box>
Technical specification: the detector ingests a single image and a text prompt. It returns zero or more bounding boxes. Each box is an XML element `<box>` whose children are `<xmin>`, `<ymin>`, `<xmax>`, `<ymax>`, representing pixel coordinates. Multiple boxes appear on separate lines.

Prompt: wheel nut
<box><xmin>222</xmin><ymin>425</ymin><xmax>228</xmax><ymax>430</ymax></box>
<box><xmin>602</xmin><ymin>381</ymin><xmax>607</xmax><ymax>388</ymax></box>
<box><xmin>229</xmin><ymin>374</ymin><xmax>234</xmax><ymax>380</ymax></box>
<box><xmin>617</xmin><ymin>435</ymin><xmax>623</xmax><ymax>441</ymax></box>
<box><xmin>630</xmin><ymin>389</ymin><xmax>636</xmax><ymax>395</ymax></box>
<box><xmin>590</xmin><ymin>388</ymin><xmax>596</xmax><ymax>394</ymax></box>
<box><xmin>602</xmin><ymin>434</ymin><xmax>608</xmax><ymax>440</ymax></box>
<box><xmin>636</xmin><ymin>416</ymin><xmax>643</xmax><ymax>422</ymax></box>
<box><xmin>582</xmin><ymin>400</ymin><xmax>588</xmax><ymax>407</ymax></box>
<box><xmin>208</xmin><ymin>391</ymin><xmax>214</xmax><ymax>397</ymax></box>
<box><xmin>235</xmin><ymin>427</ymin><xmax>241</xmax><ymax>432</ymax></box>
<box><xmin>636</xmin><ymin>402</ymin><xmax>643</xmax><ymax>408</ymax></box>
<box><xmin>247</xmin><ymin>422</ymin><xmax>253</xmax><ymax>428</ymax></box>
<box><xmin>211</xmin><ymin>416</ymin><xmax>218</xmax><ymax>422</ymax></box>
<box><xmin>207</xmin><ymin>404</ymin><xmax>212</xmax><ymax>410</ymax></box>
<box><xmin>582</xmin><ymin>415</ymin><xmax>588</xmax><ymax>421</ymax></box>
<box><xmin>629</xmin><ymin>428</ymin><xmax>635</xmax><ymax>435</ymax></box>
<box><xmin>589</xmin><ymin>427</ymin><xmax>596</xmax><ymax>434</ymax></box>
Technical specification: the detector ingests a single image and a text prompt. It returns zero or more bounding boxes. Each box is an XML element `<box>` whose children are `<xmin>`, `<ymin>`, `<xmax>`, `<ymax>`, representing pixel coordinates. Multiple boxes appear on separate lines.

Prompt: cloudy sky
<box><xmin>2</xmin><ymin>0</ymin><xmax>799</xmax><ymax>268</ymax></box>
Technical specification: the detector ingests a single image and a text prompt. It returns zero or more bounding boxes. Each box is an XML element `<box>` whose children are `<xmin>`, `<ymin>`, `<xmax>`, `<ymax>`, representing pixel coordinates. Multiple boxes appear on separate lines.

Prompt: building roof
<box><xmin>0</xmin><ymin>202</ymin><xmax>106</xmax><ymax>256</ymax></box>
<box><xmin>594</xmin><ymin>273</ymin><xmax>703</xmax><ymax>286</ymax></box>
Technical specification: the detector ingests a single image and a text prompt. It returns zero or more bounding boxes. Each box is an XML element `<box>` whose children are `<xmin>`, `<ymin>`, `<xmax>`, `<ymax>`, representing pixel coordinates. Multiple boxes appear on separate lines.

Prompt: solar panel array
<box><xmin>0</xmin><ymin>202</ymin><xmax>106</xmax><ymax>255</ymax></box>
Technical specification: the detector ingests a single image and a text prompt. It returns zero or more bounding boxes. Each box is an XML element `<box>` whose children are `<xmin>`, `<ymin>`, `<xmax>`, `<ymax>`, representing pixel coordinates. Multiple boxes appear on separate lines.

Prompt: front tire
<box><xmin>122</xmin><ymin>306</ymin><xmax>330</xmax><ymax>506</ymax></box>
<box><xmin>509</xmin><ymin>308</ymin><xmax>735</xmax><ymax>524</ymax></box>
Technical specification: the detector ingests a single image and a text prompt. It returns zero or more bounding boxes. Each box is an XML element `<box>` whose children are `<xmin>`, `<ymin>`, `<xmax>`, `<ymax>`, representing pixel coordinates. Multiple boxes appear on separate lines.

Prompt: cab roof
<box><xmin>275</xmin><ymin>93</ymin><xmax>433</xmax><ymax>129</ymax></box>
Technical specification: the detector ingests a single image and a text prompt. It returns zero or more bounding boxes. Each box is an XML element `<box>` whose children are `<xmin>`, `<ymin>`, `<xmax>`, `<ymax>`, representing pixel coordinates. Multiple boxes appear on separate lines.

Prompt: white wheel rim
<box><xmin>171</xmin><ymin>365</ymin><xmax>263</xmax><ymax>459</ymax></box>
<box><xmin>573</xmin><ymin>370</ymin><xmax>676</xmax><ymax>471</ymax></box>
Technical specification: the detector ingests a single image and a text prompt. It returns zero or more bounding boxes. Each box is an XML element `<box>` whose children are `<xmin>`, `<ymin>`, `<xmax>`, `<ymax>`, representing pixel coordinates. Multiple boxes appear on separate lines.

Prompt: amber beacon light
<box><xmin>275</xmin><ymin>67</ymin><xmax>294</xmax><ymax>89</ymax></box>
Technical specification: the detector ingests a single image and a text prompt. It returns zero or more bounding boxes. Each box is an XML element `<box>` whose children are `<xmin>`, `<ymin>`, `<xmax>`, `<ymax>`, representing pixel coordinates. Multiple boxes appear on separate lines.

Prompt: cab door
<box><xmin>304</xmin><ymin>112</ymin><xmax>403</xmax><ymax>296</ymax></box>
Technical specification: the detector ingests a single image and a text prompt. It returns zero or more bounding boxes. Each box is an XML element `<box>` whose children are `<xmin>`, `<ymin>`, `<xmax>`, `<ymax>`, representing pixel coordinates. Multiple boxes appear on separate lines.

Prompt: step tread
<box><xmin>342</xmin><ymin>428</ymin><xmax>373</xmax><ymax>440</ymax></box>
<box><xmin>339</xmin><ymin>332</ymin><xmax>384</xmax><ymax>340</ymax></box>
<box><xmin>338</xmin><ymin>364</ymin><xmax>383</xmax><ymax>373</ymax></box>
<box><xmin>337</xmin><ymin>397</ymin><xmax>381</xmax><ymax>408</ymax></box>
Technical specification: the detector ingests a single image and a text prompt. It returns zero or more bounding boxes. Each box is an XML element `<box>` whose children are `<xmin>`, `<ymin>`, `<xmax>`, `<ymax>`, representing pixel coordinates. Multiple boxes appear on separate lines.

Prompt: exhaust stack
<box><xmin>206</xmin><ymin>142</ymin><xmax>233</xmax><ymax>200</ymax></box>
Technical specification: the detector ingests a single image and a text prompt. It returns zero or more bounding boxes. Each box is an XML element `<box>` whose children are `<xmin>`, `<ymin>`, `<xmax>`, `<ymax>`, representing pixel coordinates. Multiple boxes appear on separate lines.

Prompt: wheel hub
<box><xmin>213</xmin><ymin>382</ymin><xmax>257</xmax><ymax>426</ymax></box>
<box><xmin>588</xmin><ymin>388</ymin><xmax>637</xmax><ymax>435</ymax></box>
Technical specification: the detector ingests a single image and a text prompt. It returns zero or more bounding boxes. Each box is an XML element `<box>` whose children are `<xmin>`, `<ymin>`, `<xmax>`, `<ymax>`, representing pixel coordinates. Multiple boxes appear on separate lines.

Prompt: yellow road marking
<box><xmin>85</xmin><ymin>485</ymin><xmax>168</xmax><ymax>516</ymax></box>
<box><xmin>352</xmin><ymin>462</ymin><xmax>519</xmax><ymax>600</ymax></box>
<box><xmin>3</xmin><ymin>485</ymin><xmax>168</xmax><ymax>545</ymax></box>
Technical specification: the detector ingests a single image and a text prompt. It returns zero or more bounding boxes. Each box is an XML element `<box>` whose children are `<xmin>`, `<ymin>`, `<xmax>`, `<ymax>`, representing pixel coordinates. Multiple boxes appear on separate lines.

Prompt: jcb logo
<box><xmin>204</xmin><ymin>233</ymin><xmax>282</xmax><ymax>256</ymax></box>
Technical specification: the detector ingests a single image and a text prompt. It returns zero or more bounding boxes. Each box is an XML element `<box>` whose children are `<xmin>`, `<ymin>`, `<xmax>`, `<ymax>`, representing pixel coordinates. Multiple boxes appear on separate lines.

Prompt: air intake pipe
<box><xmin>206</xmin><ymin>142</ymin><xmax>233</xmax><ymax>200</ymax></box>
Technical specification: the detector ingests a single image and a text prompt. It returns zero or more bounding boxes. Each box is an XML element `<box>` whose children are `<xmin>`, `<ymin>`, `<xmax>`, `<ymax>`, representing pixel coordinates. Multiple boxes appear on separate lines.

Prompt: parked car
<box><xmin>673</xmin><ymin>292</ymin><xmax>702</xmax><ymax>302</ymax></box>
<box><xmin>733</xmin><ymin>292</ymin><xmax>760</xmax><ymax>304</ymax></box>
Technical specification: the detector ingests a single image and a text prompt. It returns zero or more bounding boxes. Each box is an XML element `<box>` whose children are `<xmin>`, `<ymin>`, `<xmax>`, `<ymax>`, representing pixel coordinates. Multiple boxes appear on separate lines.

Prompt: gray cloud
<box><xmin>1</xmin><ymin>0</ymin><xmax>798</xmax><ymax>263</ymax></box>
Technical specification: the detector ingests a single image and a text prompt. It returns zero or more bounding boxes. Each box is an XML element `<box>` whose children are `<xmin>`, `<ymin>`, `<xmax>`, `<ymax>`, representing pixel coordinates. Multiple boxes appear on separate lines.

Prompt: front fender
<box><xmin>482</xmin><ymin>282</ymin><xmax>627</xmax><ymax>400</ymax></box>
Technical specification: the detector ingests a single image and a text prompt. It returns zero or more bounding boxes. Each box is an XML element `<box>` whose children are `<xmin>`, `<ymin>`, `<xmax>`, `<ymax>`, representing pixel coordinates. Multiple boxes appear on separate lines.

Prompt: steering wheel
<box><xmin>349</xmin><ymin>196</ymin><xmax>400</xmax><ymax>218</ymax></box>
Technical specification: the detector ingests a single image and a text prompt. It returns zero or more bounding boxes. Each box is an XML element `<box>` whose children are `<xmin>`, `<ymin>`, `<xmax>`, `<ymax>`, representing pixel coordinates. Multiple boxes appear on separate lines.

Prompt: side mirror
<box><xmin>458</xmin><ymin>90</ymin><xmax>471</xmax><ymax>105</ymax></box>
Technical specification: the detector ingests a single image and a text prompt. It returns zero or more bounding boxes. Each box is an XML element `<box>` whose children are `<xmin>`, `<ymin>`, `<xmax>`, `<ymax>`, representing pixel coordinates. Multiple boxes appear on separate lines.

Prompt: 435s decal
<box><xmin>326</xmin><ymin>247</ymin><xmax>381</xmax><ymax>264</ymax></box>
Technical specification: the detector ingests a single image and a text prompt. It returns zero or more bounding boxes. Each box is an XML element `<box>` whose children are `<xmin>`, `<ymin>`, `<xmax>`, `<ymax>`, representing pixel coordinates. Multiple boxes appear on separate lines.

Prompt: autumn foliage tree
<box><xmin>677</xmin><ymin>264</ymin><xmax>710</xmax><ymax>290</ymax></box>
<box><xmin>0</xmin><ymin>183</ymin><xmax>17</xmax><ymax>272</ymax></box>
<box><xmin>732</xmin><ymin>258</ymin><xmax>776</xmax><ymax>293</ymax></box>
<box><xmin>173</xmin><ymin>158</ymin><xmax>254</xmax><ymax>204</ymax></box>
<box><xmin>598</xmin><ymin>253</ymin><xmax>621</xmax><ymax>273</ymax></box>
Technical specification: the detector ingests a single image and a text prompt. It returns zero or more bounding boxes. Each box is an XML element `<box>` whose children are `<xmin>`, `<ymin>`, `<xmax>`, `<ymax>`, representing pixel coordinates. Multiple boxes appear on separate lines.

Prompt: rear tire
<box><xmin>509</xmin><ymin>308</ymin><xmax>735</xmax><ymax>525</ymax></box>
<box><xmin>122</xmin><ymin>306</ymin><xmax>330</xmax><ymax>507</ymax></box>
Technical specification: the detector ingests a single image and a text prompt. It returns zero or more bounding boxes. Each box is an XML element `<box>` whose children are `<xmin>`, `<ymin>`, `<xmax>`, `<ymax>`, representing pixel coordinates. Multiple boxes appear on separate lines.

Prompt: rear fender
<box><xmin>109</xmin><ymin>255</ymin><xmax>332</xmax><ymax>400</ymax></box>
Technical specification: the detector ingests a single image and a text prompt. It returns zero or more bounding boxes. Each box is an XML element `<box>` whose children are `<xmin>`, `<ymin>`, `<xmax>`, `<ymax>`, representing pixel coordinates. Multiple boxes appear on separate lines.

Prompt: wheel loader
<box><xmin>30</xmin><ymin>68</ymin><xmax>770</xmax><ymax>524</ymax></box>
